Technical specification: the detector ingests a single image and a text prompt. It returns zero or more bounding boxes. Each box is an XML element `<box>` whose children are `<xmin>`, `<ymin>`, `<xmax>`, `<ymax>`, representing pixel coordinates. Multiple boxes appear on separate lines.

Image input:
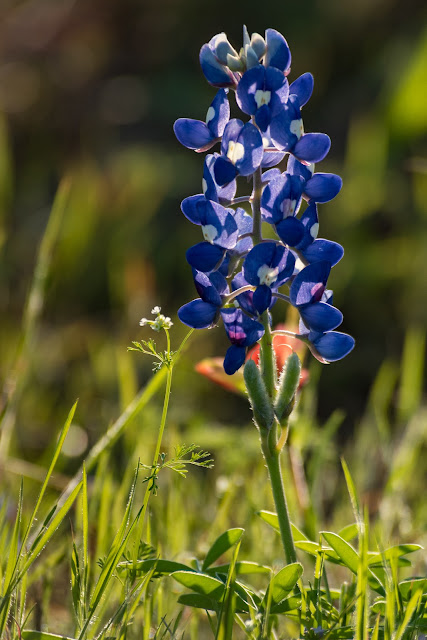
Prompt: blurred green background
<box><xmin>0</xmin><ymin>0</ymin><xmax>426</xmax><ymax>467</ymax></box>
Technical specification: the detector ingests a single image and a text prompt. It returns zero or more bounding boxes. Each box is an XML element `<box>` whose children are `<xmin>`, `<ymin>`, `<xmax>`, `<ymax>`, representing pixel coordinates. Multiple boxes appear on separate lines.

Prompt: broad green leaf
<box><xmin>321</xmin><ymin>532</ymin><xmax>359</xmax><ymax>574</ymax></box>
<box><xmin>338</xmin><ymin>523</ymin><xmax>359</xmax><ymax>542</ymax></box>
<box><xmin>295</xmin><ymin>540</ymin><xmax>320</xmax><ymax>556</ymax></box>
<box><xmin>368</xmin><ymin>544</ymin><xmax>422</xmax><ymax>567</ymax></box>
<box><xmin>202</xmin><ymin>528</ymin><xmax>244</xmax><ymax>570</ymax></box>
<box><xmin>399</xmin><ymin>577</ymin><xmax>427</xmax><ymax>601</ymax></box>
<box><xmin>172</xmin><ymin>571</ymin><xmax>225</xmax><ymax>601</ymax></box>
<box><xmin>371</xmin><ymin>600</ymin><xmax>386</xmax><ymax>615</ymax></box>
<box><xmin>177</xmin><ymin>593</ymin><xmax>219</xmax><ymax>612</ymax></box>
<box><xmin>263</xmin><ymin>563</ymin><xmax>303</xmax><ymax>607</ymax></box>
<box><xmin>270</xmin><ymin>595</ymin><xmax>301</xmax><ymax>615</ymax></box>
<box><xmin>206</xmin><ymin>561</ymin><xmax>270</xmax><ymax>576</ymax></box>
<box><xmin>257</xmin><ymin>511</ymin><xmax>308</xmax><ymax>541</ymax></box>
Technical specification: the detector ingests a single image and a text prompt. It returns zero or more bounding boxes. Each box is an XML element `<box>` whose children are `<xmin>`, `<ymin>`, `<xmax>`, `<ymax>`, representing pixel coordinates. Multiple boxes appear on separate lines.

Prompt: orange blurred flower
<box><xmin>195</xmin><ymin>324</ymin><xmax>309</xmax><ymax>395</ymax></box>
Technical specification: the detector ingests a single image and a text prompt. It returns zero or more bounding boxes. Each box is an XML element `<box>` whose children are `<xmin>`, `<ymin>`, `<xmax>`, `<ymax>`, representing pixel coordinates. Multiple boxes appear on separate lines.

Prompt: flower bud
<box><xmin>274</xmin><ymin>352</ymin><xmax>301</xmax><ymax>420</ymax></box>
<box><xmin>250</xmin><ymin>32</ymin><xmax>266</xmax><ymax>59</ymax></box>
<box><xmin>244</xmin><ymin>359</ymin><xmax>275</xmax><ymax>431</ymax></box>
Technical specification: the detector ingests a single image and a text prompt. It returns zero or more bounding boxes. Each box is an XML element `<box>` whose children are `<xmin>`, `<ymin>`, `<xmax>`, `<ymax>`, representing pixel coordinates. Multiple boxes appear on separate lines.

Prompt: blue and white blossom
<box><xmin>175</xmin><ymin>26</ymin><xmax>354</xmax><ymax>373</ymax></box>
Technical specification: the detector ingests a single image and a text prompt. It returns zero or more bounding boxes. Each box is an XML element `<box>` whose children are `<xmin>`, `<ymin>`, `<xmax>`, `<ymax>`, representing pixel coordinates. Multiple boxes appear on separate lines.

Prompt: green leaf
<box><xmin>177</xmin><ymin>593</ymin><xmax>219</xmax><ymax>612</ymax></box>
<box><xmin>368</xmin><ymin>544</ymin><xmax>422</xmax><ymax>568</ymax></box>
<box><xmin>295</xmin><ymin>540</ymin><xmax>320</xmax><ymax>556</ymax></box>
<box><xmin>338</xmin><ymin>523</ymin><xmax>359</xmax><ymax>542</ymax></box>
<box><xmin>270</xmin><ymin>595</ymin><xmax>301</xmax><ymax>615</ymax></box>
<box><xmin>172</xmin><ymin>571</ymin><xmax>225</xmax><ymax>601</ymax></box>
<box><xmin>257</xmin><ymin>511</ymin><xmax>308</xmax><ymax>541</ymax></box>
<box><xmin>399</xmin><ymin>577</ymin><xmax>427</xmax><ymax>601</ymax></box>
<box><xmin>118</xmin><ymin>558</ymin><xmax>194</xmax><ymax>576</ymax></box>
<box><xmin>206</xmin><ymin>561</ymin><xmax>270</xmax><ymax>576</ymax></box>
<box><xmin>321</xmin><ymin>532</ymin><xmax>359</xmax><ymax>574</ymax></box>
<box><xmin>263</xmin><ymin>563</ymin><xmax>303</xmax><ymax>607</ymax></box>
<box><xmin>202</xmin><ymin>528</ymin><xmax>244</xmax><ymax>570</ymax></box>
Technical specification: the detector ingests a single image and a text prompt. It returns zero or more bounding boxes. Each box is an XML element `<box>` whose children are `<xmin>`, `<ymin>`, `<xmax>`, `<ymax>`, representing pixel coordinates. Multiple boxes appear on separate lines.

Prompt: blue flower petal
<box><xmin>244</xmin><ymin>242</ymin><xmax>295</xmax><ymax>287</ymax></box>
<box><xmin>293</xmin><ymin>133</ymin><xmax>331</xmax><ymax>163</ymax></box>
<box><xmin>299</xmin><ymin>302</ymin><xmax>343</xmax><ymax>332</ymax></box>
<box><xmin>261</xmin><ymin>174</ymin><xmax>304</xmax><ymax>224</ymax></box>
<box><xmin>221</xmin><ymin>119</ymin><xmax>244</xmax><ymax>154</ymax></box>
<box><xmin>199</xmin><ymin>44</ymin><xmax>236</xmax><ymax>87</ymax></box>
<box><xmin>290</xmin><ymin>261</ymin><xmax>331</xmax><ymax>306</ymax></box>
<box><xmin>235</xmin><ymin>66</ymin><xmax>263</xmax><ymax>115</ymax></box>
<box><xmin>255</xmin><ymin>104</ymin><xmax>272</xmax><ymax>132</ymax></box>
<box><xmin>269</xmin><ymin>100</ymin><xmax>302</xmax><ymax>152</ymax></box>
<box><xmin>178</xmin><ymin>299</ymin><xmax>219</xmax><ymax>329</ymax></box>
<box><xmin>214</xmin><ymin>156</ymin><xmax>238</xmax><ymax>186</ymax></box>
<box><xmin>223</xmin><ymin>344</ymin><xmax>246</xmax><ymax>375</ymax></box>
<box><xmin>289</xmin><ymin>72</ymin><xmax>314</xmax><ymax>107</ymax></box>
<box><xmin>276</xmin><ymin>216</ymin><xmax>305</xmax><ymax>246</ymax></box>
<box><xmin>253</xmin><ymin>284</ymin><xmax>272</xmax><ymax>313</ymax></box>
<box><xmin>296</xmin><ymin>202</ymin><xmax>319</xmax><ymax>249</ymax></box>
<box><xmin>302</xmin><ymin>239</ymin><xmax>344</xmax><ymax>267</ymax></box>
<box><xmin>221</xmin><ymin>307</ymin><xmax>265</xmax><ymax>346</ymax></box>
<box><xmin>303</xmin><ymin>173</ymin><xmax>342</xmax><ymax>203</ymax></box>
<box><xmin>206</xmin><ymin>89</ymin><xmax>230</xmax><ymax>138</ymax></box>
<box><xmin>197</xmin><ymin>199</ymin><xmax>239</xmax><ymax>249</ymax></box>
<box><xmin>181</xmin><ymin>195</ymin><xmax>205</xmax><ymax>224</ymax></box>
<box><xmin>265</xmin><ymin>28</ymin><xmax>291</xmax><ymax>72</ymax></box>
<box><xmin>261</xmin><ymin>168</ymin><xmax>282</xmax><ymax>182</ymax></box>
<box><xmin>231</xmin><ymin>271</ymin><xmax>256</xmax><ymax>315</ymax></box>
<box><xmin>203</xmin><ymin>154</ymin><xmax>236</xmax><ymax>203</ymax></box>
<box><xmin>186</xmin><ymin>242</ymin><xmax>225</xmax><ymax>271</ymax></box>
<box><xmin>193</xmin><ymin>270</ymin><xmax>224</xmax><ymax>306</ymax></box>
<box><xmin>309</xmin><ymin>331</ymin><xmax>355</xmax><ymax>362</ymax></box>
<box><xmin>173</xmin><ymin>119</ymin><xmax>215</xmax><ymax>151</ymax></box>
<box><xmin>287</xmin><ymin>155</ymin><xmax>314</xmax><ymax>182</ymax></box>
<box><xmin>234</xmin><ymin>122</ymin><xmax>264</xmax><ymax>176</ymax></box>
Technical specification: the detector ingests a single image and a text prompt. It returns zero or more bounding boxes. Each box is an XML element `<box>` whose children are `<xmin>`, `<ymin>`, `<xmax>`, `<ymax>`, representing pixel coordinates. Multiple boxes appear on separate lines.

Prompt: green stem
<box><xmin>261</xmin><ymin>435</ymin><xmax>297</xmax><ymax>565</ymax></box>
<box><xmin>259</xmin><ymin>315</ymin><xmax>297</xmax><ymax>565</ymax></box>
<box><xmin>260</xmin><ymin>312</ymin><xmax>276</xmax><ymax>398</ymax></box>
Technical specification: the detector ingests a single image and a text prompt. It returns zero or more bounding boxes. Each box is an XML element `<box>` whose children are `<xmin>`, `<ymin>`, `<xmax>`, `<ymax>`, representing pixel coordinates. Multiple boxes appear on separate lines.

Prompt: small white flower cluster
<box><xmin>140</xmin><ymin>306</ymin><xmax>173</xmax><ymax>332</ymax></box>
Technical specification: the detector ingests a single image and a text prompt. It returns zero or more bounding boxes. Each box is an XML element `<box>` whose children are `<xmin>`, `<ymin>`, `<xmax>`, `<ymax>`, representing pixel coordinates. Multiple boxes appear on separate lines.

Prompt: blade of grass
<box><xmin>0</xmin><ymin>178</ymin><xmax>72</xmax><ymax>462</ymax></box>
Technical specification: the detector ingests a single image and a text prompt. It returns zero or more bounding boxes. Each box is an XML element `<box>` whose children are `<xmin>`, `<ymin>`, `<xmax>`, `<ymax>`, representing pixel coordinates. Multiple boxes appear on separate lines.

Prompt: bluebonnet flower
<box><xmin>221</xmin><ymin>307</ymin><xmax>265</xmax><ymax>374</ymax></box>
<box><xmin>174</xmin><ymin>27</ymin><xmax>354</xmax><ymax>373</ymax></box>
<box><xmin>214</xmin><ymin>119</ymin><xmax>264</xmax><ymax>185</ymax></box>
<box><xmin>270</xmin><ymin>95</ymin><xmax>331</xmax><ymax>164</ymax></box>
<box><xmin>243</xmin><ymin>242</ymin><xmax>295</xmax><ymax>313</ymax></box>
<box><xmin>178</xmin><ymin>270</ymin><xmax>228</xmax><ymax>329</ymax></box>
<box><xmin>299</xmin><ymin>324</ymin><xmax>355</xmax><ymax>364</ymax></box>
<box><xmin>236</xmin><ymin>66</ymin><xmax>289</xmax><ymax>132</ymax></box>
<box><xmin>289</xmin><ymin>261</ymin><xmax>343</xmax><ymax>333</ymax></box>
<box><xmin>174</xmin><ymin>90</ymin><xmax>230</xmax><ymax>152</ymax></box>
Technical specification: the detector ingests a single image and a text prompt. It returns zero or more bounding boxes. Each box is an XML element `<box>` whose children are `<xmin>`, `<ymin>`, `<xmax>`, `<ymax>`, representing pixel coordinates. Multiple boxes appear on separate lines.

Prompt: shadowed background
<box><xmin>0</xmin><ymin>0</ymin><xmax>426</xmax><ymax>465</ymax></box>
